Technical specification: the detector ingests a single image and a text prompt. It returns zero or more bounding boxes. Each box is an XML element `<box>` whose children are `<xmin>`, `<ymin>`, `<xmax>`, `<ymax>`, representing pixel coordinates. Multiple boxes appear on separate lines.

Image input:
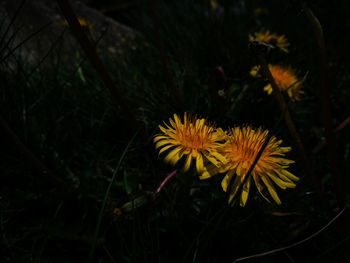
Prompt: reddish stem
<box><xmin>156</xmin><ymin>170</ymin><xmax>177</xmax><ymax>194</ymax></box>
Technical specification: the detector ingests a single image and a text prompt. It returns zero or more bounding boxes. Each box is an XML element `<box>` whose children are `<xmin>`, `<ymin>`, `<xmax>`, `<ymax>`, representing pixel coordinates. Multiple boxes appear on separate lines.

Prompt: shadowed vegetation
<box><xmin>1</xmin><ymin>0</ymin><xmax>350</xmax><ymax>262</ymax></box>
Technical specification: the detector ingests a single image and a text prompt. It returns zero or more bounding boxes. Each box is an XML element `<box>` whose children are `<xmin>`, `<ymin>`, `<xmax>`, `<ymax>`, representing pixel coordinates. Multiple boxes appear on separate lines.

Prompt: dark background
<box><xmin>1</xmin><ymin>0</ymin><xmax>350</xmax><ymax>262</ymax></box>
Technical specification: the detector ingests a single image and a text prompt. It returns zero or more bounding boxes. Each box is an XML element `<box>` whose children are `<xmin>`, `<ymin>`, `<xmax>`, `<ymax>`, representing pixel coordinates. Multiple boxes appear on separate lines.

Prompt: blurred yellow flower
<box><xmin>202</xmin><ymin>126</ymin><xmax>298</xmax><ymax>206</ymax></box>
<box><xmin>249</xmin><ymin>30</ymin><xmax>289</xmax><ymax>53</ymax></box>
<box><xmin>210</xmin><ymin>0</ymin><xmax>219</xmax><ymax>10</ymax></box>
<box><xmin>253</xmin><ymin>8</ymin><xmax>269</xmax><ymax>16</ymax></box>
<box><xmin>249</xmin><ymin>65</ymin><xmax>261</xmax><ymax>78</ymax></box>
<box><xmin>154</xmin><ymin>113</ymin><xmax>226</xmax><ymax>174</ymax></box>
<box><xmin>250</xmin><ymin>64</ymin><xmax>305</xmax><ymax>101</ymax></box>
<box><xmin>62</xmin><ymin>16</ymin><xmax>94</xmax><ymax>35</ymax></box>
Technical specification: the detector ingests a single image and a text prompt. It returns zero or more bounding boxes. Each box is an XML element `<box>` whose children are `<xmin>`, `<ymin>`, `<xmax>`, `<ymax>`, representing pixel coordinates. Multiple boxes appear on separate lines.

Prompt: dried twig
<box><xmin>55</xmin><ymin>0</ymin><xmax>145</xmax><ymax>137</ymax></box>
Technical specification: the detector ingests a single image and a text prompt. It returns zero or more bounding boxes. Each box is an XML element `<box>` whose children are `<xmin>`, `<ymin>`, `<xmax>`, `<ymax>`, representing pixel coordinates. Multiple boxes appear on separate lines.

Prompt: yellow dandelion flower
<box><xmin>154</xmin><ymin>113</ymin><xmax>227</xmax><ymax>174</ymax></box>
<box><xmin>250</xmin><ymin>64</ymin><xmax>305</xmax><ymax>101</ymax></box>
<box><xmin>204</xmin><ymin>126</ymin><xmax>299</xmax><ymax>207</ymax></box>
<box><xmin>62</xmin><ymin>16</ymin><xmax>94</xmax><ymax>35</ymax></box>
<box><xmin>249</xmin><ymin>30</ymin><xmax>290</xmax><ymax>53</ymax></box>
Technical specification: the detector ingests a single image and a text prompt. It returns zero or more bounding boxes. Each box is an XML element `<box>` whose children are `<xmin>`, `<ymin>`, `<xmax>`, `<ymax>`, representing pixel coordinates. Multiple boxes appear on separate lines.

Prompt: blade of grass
<box><xmin>0</xmin><ymin>22</ymin><xmax>52</xmax><ymax>64</ymax></box>
<box><xmin>103</xmin><ymin>246</ymin><xmax>117</xmax><ymax>263</ymax></box>
<box><xmin>0</xmin><ymin>114</ymin><xmax>68</xmax><ymax>191</ymax></box>
<box><xmin>0</xmin><ymin>24</ymin><xmax>23</xmax><ymax>58</ymax></box>
<box><xmin>0</xmin><ymin>0</ymin><xmax>26</xmax><ymax>49</ymax></box>
<box><xmin>182</xmin><ymin>204</ymin><xmax>228</xmax><ymax>263</ymax></box>
<box><xmin>89</xmin><ymin>129</ymin><xmax>139</xmax><ymax>263</ymax></box>
<box><xmin>225</xmin><ymin>129</ymin><xmax>273</xmax><ymax>206</ymax></box>
<box><xmin>225</xmin><ymin>103</ymin><xmax>289</xmax><ymax>206</ymax></box>
<box><xmin>24</xmin><ymin>29</ymin><xmax>65</xmax><ymax>82</ymax></box>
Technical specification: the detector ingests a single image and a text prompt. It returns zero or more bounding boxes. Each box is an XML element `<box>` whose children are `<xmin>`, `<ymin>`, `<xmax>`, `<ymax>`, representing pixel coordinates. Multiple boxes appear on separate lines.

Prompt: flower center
<box><xmin>226</xmin><ymin>136</ymin><xmax>268</xmax><ymax>174</ymax></box>
<box><xmin>176</xmin><ymin>125</ymin><xmax>210</xmax><ymax>151</ymax></box>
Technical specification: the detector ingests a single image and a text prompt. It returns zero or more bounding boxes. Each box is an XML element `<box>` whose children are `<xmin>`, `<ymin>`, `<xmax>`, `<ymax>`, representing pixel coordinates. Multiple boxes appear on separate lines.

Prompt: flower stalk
<box><xmin>156</xmin><ymin>170</ymin><xmax>177</xmax><ymax>194</ymax></box>
<box><xmin>301</xmin><ymin>1</ymin><xmax>346</xmax><ymax>209</ymax></box>
<box><xmin>250</xmin><ymin>43</ymin><xmax>326</xmax><ymax>207</ymax></box>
